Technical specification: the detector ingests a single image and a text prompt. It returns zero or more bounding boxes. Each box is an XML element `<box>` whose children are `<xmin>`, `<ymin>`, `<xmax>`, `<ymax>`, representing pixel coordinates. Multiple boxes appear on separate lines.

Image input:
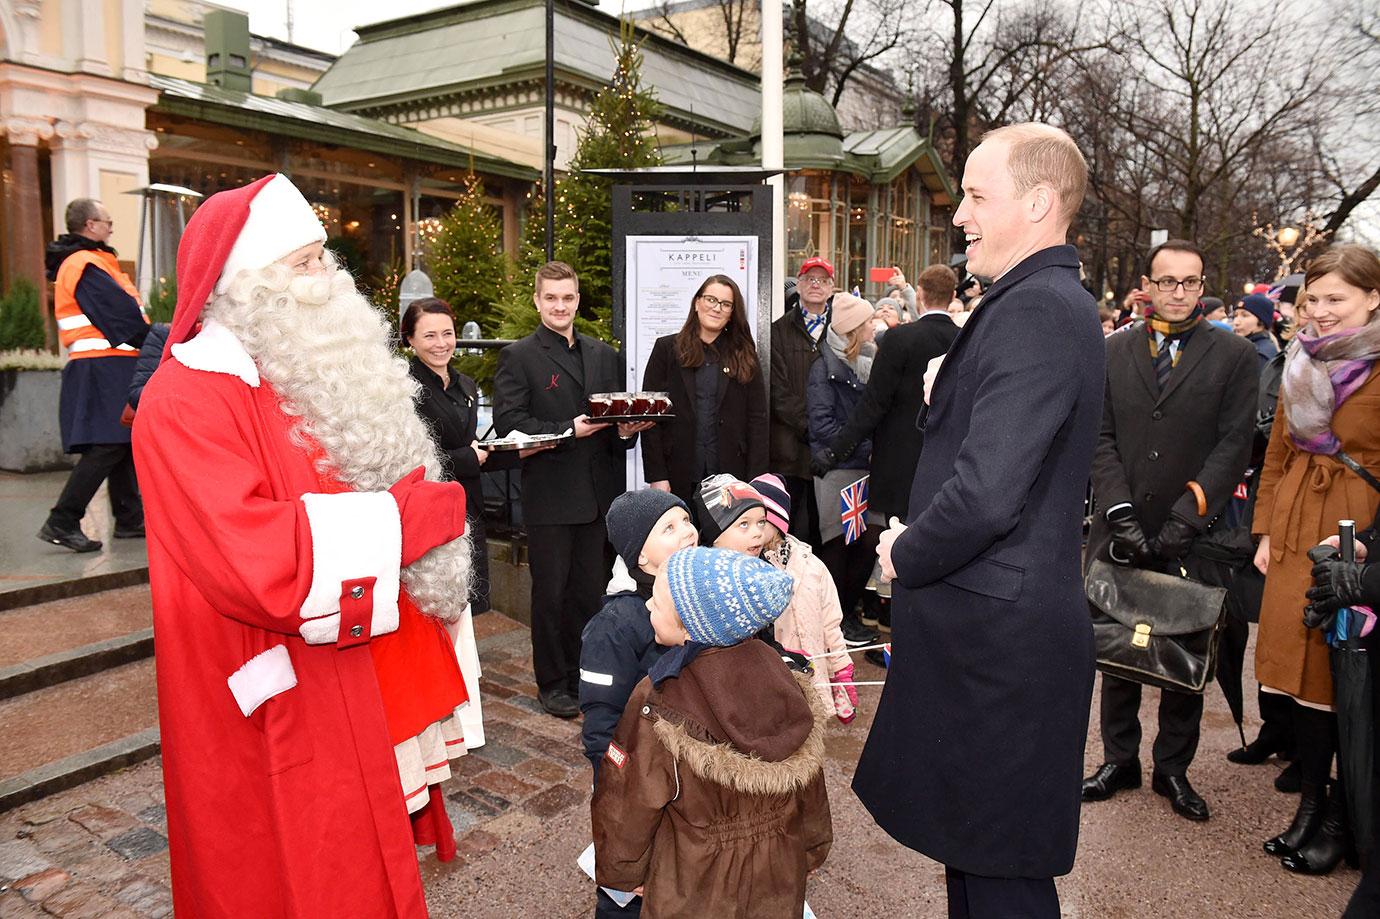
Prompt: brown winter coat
<box><xmin>1254</xmin><ymin>365</ymin><xmax>1380</xmax><ymax>705</ymax></box>
<box><xmin>590</xmin><ymin>639</ymin><xmax>832</xmax><ymax>918</ymax></box>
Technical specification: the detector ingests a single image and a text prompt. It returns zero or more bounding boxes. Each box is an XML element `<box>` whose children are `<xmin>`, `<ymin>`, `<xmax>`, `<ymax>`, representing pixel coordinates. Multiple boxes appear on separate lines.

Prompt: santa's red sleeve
<box><xmin>133</xmin><ymin>375</ymin><xmax>402</xmax><ymax>648</ymax></box>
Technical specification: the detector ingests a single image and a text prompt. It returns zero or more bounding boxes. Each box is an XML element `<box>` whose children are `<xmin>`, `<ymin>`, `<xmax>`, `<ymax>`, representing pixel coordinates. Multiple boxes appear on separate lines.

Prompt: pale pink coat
<box><xmin>767</xmin><ymin>535</ymin><xmax>850</xmax><ymax>715</ymax></box>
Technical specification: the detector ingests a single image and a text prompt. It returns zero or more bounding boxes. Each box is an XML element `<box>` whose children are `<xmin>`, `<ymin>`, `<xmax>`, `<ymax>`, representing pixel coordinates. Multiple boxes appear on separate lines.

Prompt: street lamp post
<box><xmin>544</xmin><ymin>0</ymin><xmax>556</xmax><ymax>261</ymax></box>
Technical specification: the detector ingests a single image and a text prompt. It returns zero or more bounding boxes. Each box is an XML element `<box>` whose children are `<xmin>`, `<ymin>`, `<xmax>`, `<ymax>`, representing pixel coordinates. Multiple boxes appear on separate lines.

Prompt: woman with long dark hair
<box><xmin>640</xmin><ymin>274</ymin><xmax>768</xmax><ymax>503</ymax></box>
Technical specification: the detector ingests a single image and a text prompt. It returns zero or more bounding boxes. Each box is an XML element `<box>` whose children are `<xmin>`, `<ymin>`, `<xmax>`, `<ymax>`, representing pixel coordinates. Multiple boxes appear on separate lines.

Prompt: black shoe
<box><xmin>1275</xmin><ymin>759</ymin><xmax>1303</xmax><ymax>793</ymax></box>
<box><xmin>37</xmin><ymin>523</ymin><xmax>102</xmax><ymax>553</ymax></box>
<box><xmin>1082</xmin><ymin>763</ymin><xmax>1141</xmax><ymax>801</ymax></box>
<box><xmin>1152</xmin><ymin>773</ymin><xmax>1210</xmax><ymax>821</ymax></box>
<box><xmin>1281</xmin><ymin>784</ymin><xmax>1357</xmax><ymax>875</ymax></box>
<box><xmin>1264</xmin><ymin>780</ymin><xmax>1326</xmax><ymax>858</ymax></box>
<box><xmin>841</xmin><ymin>617</ymin><xmax>880</xmax><ymax>647</ymax></box>
<box><xmin>1228</xmin><ymin>733</ymin><xmax>1290</xmax><ymax>765</ymax></box>
<box><xmin>538</xmin><ymin>688</ymin><xmax>579</xmax><ymax>719</ymax></box>
<box><xmin>113</xmin><ymin>524</ymin><xmax>145</xmax><ymax>539</ymax></box>
<box><xmin>863</xmin><ymin>648</ymin><xmax>888</xmax><ymax>669</ymax></box>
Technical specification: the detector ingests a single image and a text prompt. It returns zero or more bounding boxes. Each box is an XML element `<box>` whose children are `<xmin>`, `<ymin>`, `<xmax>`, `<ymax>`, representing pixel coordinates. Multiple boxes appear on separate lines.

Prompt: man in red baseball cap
<box><xmin>133</xmin><ymin>174</ymin><xmax>472</xmax><ymax>917</ymax></box>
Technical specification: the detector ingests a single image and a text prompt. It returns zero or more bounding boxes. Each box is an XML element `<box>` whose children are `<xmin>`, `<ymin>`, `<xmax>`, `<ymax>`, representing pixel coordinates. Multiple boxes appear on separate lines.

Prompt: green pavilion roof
<box><xmin>149</xmin><ymin>73</ymin><xmax>539</xmax><ymax>180</ymax></box>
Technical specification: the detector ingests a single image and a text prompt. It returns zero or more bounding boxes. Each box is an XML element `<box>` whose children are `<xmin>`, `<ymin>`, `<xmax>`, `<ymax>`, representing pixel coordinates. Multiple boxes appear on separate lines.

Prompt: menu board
<box><xmin>623</xmin><ymin>235</ymin><xmax>759</xmax><ymax>489</ymax></box>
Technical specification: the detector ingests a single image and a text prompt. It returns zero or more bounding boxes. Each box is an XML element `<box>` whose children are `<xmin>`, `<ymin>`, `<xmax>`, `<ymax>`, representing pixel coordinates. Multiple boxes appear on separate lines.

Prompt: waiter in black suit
<box><xmin>1081</xmin><ymin>239</ymin><xmax>1257</xmax><ymax>821</ymax></box>
<box><xmin>493</xmin><ymin>261</ymin><xmax>650</xmax><ymax>718</ymax></box>
<box><xmin>857</xmin><ymin>123</ymin><xmax>1104</xmax><ymax>918</ymax></box>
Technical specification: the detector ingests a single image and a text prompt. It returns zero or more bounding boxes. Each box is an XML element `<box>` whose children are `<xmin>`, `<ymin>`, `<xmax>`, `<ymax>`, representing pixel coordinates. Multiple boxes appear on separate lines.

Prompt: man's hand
<box><xmin>617</xmin><ymin>420</ymin><xmax>655</xmax><ymax>439</ymax></box>
<box><xmin>1106</xmin><ymin>506</ymin><xmax>1152</xmax><ymax>567</ymax></box>
<box><xmin>810</xmin><ymin>447</ymin><xmax>837</xmax><ymax>478</ymax></box>
<box><xmin>1151</xmin><ymin>515</ymin><xmax>1198</xmax><ymax>562</ymax></box>
<box><xmin>517</xmin><ymin>443</ymin><xmax>556</xmax><ymax>459</ymax></box>
<box><xmin>1307</xmin><ymin>549</ymin><xmax>1367</xmax><ymax>616</ymax></box>
<box><xmin>877</xmin><ymin>516</ymin><xmax>907</xmax><ymax>583</ymax></box>
<box><xmin>573</xmin><ymin>413</ymin><xmax>610</xmax><ymax>439</ymax></box>
<box><xmin>470</xmin><ymin>441</ymin><xmax>489</xmax><ymax>466</ymax></box>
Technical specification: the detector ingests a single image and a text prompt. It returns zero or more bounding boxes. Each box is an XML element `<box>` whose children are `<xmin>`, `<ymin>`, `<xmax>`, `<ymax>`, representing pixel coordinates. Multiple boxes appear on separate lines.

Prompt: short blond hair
<box><xmin>982</xmin><ymin>123</ymin><xmax>1088</xmax><ymax>222</ymax></box>
<box><xmin>534</xmin><ymin>260</ymin><xmax>578</xmax><ymax>294</ymax></box>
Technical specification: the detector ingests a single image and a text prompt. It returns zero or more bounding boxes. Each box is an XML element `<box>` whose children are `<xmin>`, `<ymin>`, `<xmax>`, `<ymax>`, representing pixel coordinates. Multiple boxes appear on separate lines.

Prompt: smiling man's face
<box><xmin>952</xmin><ymin>139</ymin><xmax>1035</xmax><ymax>281</ymax></box>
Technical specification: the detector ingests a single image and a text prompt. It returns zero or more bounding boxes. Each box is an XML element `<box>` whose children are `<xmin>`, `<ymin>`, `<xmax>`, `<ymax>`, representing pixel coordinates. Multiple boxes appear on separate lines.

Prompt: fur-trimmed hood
<box><xmin>646</xmin><ymin>641</ymin><xmax>828</xmax><ymax>795</ymax></box>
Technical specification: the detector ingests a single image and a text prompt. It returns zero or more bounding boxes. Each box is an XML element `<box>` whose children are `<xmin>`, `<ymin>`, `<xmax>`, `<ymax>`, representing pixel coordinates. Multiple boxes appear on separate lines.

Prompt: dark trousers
<box><xmin>1100</xmin><ymin>673</ymin><xmax>1204</xmax><ymax>775</ymax></box>
<box><xmin>526</xmin><ymin>519</ymin><xmax>605</xmax><ymax>694</ymax></box>
<box><xmin>944</xmin><ymin>868</ymin><xmax>1058</xmax><ymax>919</ymax></box>
<box><xmin>783</xmin><ymin>474</ymin><xmax>821</xmax><ymax>549</ymax></box>
<box><xmin>1256</xmin><ymin>685</ymin><xmax>1296</xmax><ymax>754</ymax></box>
<box><xmin>817</xmin><ymin>527</ymin><xmax>881</xmax><ymax>620</ymax></box>
<box><xmin>47</xmin><ymin>443</ymin><xmax>142</xmax><ymax>531</ymax></box>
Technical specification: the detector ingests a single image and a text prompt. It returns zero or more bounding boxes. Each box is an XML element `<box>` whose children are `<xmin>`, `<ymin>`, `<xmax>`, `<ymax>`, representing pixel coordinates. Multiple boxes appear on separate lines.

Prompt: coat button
<box><xmin>1148</xmin><ymin>450</ymin><xmax>1159</xmax><ymax>461</ymax></box>
<box><xmin>350</xmin><ymin>624</ymin><xmax>363</xmax><ymax>637</ymax></box>
<box><xmin>351</xmin><ymin>586</ymin><xmax>365</xmax><ymax>600</ymax></box>
<box><xmin>641</xmin><ymin>705</ymin><xmax>651</xmax><ymax>715</ymax></box>
<box><xmin>1152</xmin><ymin>410</ymin><xmax>1163</xmax><ymax>420</ymax></box>
<box><xmin>1145</xmin><ymin>492</ymin><xmax>1156</xmax><ymax>501</ymax></box>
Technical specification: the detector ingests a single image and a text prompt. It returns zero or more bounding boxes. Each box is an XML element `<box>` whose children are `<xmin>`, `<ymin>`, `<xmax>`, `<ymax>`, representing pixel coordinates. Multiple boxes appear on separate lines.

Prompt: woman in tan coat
<box><xmin>1253</xmin><ymin>244</ymin><xmax>1380</xmax><ymax>875</ymax></box>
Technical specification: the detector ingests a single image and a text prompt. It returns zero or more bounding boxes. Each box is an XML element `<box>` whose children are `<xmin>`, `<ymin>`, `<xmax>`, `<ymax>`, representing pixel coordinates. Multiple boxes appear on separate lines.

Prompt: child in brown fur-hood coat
<box><xmin>591</xmin><ymin>546</ymin><xmax>832</xmax><ymax>918</ymax></box>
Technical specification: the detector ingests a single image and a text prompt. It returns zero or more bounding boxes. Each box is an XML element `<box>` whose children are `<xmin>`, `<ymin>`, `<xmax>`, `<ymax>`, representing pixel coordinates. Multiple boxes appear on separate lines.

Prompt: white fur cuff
<box><xmin>298</xmin><ymin>491</ymin><xmax>402</xmax><ymax>641</ymax></box>
<box><xmin>227</xmin><ymin>645</ymin><xmax>297</xmax><ymax>717</ymax></box>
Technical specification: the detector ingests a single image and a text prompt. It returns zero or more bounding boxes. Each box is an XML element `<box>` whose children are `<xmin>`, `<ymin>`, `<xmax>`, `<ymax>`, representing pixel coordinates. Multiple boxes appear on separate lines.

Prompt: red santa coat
<box><xmin>133</xmin><ymin>321</ymin><xmax>435</xmax><ymax>918</ymax></box>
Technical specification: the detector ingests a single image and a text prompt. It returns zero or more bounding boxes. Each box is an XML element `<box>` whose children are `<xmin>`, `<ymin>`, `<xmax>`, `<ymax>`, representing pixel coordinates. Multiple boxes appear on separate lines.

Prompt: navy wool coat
<box><xmin>852</xmin><ymin>246</ymin><xmax>1105</xmax><ymax>878</ymax></box>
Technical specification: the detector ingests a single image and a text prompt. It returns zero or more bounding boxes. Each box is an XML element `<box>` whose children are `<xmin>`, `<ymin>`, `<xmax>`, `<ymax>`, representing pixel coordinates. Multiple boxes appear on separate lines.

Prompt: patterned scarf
<box><xmin>1283</xmin><ymin>314</ymin><xmax>1380</xmax><ymax>454</ymax></box>
<box><xmin>1145</xmin><ymin>305</ymin><xmax>1204</xmax><ymax>367</ymax></box>
<box><xmin>802</xmin><ymin>302</ymin><xmax>830</xmax><ymax>341</ymax></box>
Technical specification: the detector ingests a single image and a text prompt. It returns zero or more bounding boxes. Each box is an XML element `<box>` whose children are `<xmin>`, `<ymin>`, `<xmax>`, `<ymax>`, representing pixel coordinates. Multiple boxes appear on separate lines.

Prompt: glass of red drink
<box><xmin>587</xmin><ymin>394</ymin><xmax>612</xmax><ymax>417</ymax></box>
<box><xmin>629</xmin><ymin>393</ymin><xmax>651</xmax><ymax>415</ymax></box>
<box><xmin>608</xmin><ymin>392</ymin><xmax>631</xmax><ymax>415</ymax></box>
<box><xmin>649</xmin><ymin>392</ymin><xmax>671</xmax><ymax>414</ymax></box>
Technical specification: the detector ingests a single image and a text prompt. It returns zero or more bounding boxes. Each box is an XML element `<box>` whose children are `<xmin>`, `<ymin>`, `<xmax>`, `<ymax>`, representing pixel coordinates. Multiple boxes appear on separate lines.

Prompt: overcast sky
<box><xmin>229</xmin><ymin>1</ymin><xmax>646</xmax><ymax>55</ymax></box>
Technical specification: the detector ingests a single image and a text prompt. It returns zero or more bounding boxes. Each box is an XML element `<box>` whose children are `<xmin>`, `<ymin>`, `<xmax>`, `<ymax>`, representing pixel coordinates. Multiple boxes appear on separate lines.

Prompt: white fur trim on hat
<box><xmin>214</xmin><ymin>174</ymin><xmax>327</xmax><ymax>295</ymax></box>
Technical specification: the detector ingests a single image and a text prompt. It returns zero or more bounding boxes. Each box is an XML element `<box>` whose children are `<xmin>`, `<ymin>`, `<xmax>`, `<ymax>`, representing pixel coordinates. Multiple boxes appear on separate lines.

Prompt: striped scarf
<box><xmin>802</xmin><ymin>303</ymin><xmax>829</xmax><ymax>341</ymax></box>
<box><xmin>1146</xmin><ymin>306</ymin><xmax>1203</xmax><ymax>387</ymax></box>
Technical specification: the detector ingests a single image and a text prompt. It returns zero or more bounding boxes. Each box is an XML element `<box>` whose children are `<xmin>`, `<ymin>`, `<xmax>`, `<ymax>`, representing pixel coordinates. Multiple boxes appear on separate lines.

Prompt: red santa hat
<box><xmin>161</xmin><ymin>173</ymin><xmax>327</xmax><ymax>362</ymax></box>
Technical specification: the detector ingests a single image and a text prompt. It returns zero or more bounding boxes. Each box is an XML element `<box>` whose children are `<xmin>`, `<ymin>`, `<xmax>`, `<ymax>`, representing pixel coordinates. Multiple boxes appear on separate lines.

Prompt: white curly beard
<box><xmin>205</xmin><ymin>260</ymin><xmax>471</xmax><ymax>622</ymax></box>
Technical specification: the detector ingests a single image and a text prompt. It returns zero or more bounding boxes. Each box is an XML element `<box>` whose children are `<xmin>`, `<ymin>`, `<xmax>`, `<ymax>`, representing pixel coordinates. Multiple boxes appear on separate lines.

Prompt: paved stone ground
<box><xmin>0</xmin><ymin>611</ymin><xmax>1359</xmax><ymax>918</ymax></box>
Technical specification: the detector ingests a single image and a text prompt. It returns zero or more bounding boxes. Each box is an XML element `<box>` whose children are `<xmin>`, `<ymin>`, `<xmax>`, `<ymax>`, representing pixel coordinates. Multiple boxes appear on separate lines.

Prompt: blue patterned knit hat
<box><xmin>664</xmin><ymin>546</ymin><xmax>795</xmax><ymax>646</ymax></box>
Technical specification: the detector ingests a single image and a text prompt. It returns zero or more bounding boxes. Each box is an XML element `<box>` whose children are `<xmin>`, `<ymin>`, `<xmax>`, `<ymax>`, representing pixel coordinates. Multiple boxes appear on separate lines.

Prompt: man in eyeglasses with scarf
<box><xmin>1082</xmin><ymin>238</ymin><xmax>1259</xmax><ymax>822</ymax></box>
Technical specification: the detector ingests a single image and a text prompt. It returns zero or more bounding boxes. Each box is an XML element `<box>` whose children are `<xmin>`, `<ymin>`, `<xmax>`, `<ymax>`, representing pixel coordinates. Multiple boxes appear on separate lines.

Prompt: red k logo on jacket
<box><xmin>547</xmin><ymin>373</ymin><xmax>560</xmax><ymax>391</ymax></box>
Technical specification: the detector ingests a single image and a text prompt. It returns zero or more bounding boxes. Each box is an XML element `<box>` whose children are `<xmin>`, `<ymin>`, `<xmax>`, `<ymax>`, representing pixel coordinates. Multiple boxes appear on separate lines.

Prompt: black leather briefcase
<box><xmin>1085</xmin><ymin>559</ymin><xmax>1229</xmax><ymax>694</ymax></box>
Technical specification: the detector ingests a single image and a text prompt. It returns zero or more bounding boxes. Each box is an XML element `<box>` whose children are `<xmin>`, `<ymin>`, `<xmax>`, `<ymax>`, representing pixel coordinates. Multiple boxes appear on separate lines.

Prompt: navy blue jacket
<box><xmin>805</xmin><ymin>346</ymin><xmax>870</xmax><ymax>469</ymax></box>
<box><xmin>579</xmin><ymin>580</ymin><xmax>667</xmax><ymax>780</ymax></box>
<box><xmin>127</xmin><ymin>323</ymin><xmax>170</xmax><ymax>410</ymax></box>
<box><xmin>853</xmin><ymin>246</ymin><xmax>1105</xmax><ymax>878</ymax></box>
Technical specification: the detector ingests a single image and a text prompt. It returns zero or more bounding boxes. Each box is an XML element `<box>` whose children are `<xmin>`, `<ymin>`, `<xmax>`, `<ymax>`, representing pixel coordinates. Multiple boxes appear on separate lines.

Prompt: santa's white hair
<box><xmin>206</xmin><ymin>255</ymin><xmax>471</xmax><ymax>622</ymax></box>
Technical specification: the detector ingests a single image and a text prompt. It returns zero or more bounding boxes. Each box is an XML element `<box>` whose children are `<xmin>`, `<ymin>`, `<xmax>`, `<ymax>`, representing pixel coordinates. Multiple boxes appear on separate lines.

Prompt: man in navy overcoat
<box><xmin>854</xmin><ymin>123</ymin><xmax>1105</xmax><ymax>918</ymax></box>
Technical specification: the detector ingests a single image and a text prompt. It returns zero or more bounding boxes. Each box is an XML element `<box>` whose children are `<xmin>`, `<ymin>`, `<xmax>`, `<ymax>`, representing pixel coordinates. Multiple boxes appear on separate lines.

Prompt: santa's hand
<box><xmin>388</xmin><ymin>466</ymin><xmax>466</xmax><ymax>566</ymax></box>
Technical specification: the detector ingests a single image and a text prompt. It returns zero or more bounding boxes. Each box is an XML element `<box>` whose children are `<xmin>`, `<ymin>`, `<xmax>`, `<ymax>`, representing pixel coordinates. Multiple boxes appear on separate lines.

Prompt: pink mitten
<box><xmin>832</xmin><ymin>684</ymin><xmax>856</xmax><ymax>723</ymax></box>
<box><xmin>835</xmin><ymin>663</ymin><xmax>859</xmax><ymax>708</ymax></box>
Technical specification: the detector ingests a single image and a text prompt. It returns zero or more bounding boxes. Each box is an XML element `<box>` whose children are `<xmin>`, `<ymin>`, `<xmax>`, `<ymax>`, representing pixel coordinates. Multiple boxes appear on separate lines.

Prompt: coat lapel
<box><xmin>1156</xmin><ymin>323</ymin><xmax>1219</xmax><ymax>406</ymax></box>
<box><xmin>540</xmin><ymin>331</ymin><xmax>586</xmax><ymax>391</ymax></box>
<box><xmin>1126</xmin><ymin>323</ymin><xmax>1159</xmax><ymax>401</ymax></box>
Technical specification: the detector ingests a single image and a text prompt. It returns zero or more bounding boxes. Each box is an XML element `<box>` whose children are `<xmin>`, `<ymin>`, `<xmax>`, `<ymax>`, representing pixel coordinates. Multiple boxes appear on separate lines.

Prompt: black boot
<box><xmin>1275</xmin><ymin>759</ymin><xmax>1302</xmax><ymax>793</ymax></box>
<box><xmin>1264</xmin><ymin>780</ymin><xmax>1325</xmax><ymax>858</ymax></box>
<box><xmin>1281</xmin><ymin>783</ymin><xmax>1358</xmax><ymax>875</ymax></box>
<box><xmin>1229</xmin><ymin>732</ymin><xmax>1291</xmax><ymax>765</ymax></box>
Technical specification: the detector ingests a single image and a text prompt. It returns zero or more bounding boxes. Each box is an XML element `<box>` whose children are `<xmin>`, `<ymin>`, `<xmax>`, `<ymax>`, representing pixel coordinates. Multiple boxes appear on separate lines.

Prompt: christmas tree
<box><xmin>494</xmin><ymin>17</ymin><xmax>663</xmax><ymax>347</ymax></box>
<box><xmin>429</xmin><ymin>172</ymin><xmax>510</xmax><ymax>334</ymax></box>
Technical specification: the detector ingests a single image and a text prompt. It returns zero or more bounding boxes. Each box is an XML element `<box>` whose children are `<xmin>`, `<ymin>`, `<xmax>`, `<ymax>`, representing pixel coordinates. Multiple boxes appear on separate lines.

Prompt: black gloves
<box><xmin>810</xmin><ymin>447</ymin><xmax>837</xmax><ymax>478</ymax></box>
<box><xmin>1306</xmin><ymin>546</ymin><xmax>1366</xmax><ymax>618</ymax></box>
<box><xmin>1106</xmin><ymin>506</ymin><xmax>1152</xmax><ymax>567</ymax></box>
<box><xmin>1152</xmin><ymin>515</ymin><xmax>1199</xmax><ymax>562</ymax></box>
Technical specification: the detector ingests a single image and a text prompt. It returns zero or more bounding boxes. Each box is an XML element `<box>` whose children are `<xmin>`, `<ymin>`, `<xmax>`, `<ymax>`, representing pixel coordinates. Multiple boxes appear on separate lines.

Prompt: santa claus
<box><xmin>134</xmin><ymin>173</ymin><xmax>473</xmax><ymax>917</ymax></box>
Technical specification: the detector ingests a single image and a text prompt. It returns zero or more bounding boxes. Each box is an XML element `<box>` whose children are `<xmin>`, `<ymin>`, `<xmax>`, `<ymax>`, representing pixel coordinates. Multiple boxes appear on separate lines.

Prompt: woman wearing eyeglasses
<box><xmin>641</xmin><ymin>275</ymin><xmax>768</xmax><ymax>504</ymax></box>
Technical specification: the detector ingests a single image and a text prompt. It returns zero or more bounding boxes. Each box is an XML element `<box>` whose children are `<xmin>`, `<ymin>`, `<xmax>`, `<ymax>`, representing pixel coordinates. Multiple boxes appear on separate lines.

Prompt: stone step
<box><xmin>0</xmin><ymin>586</ymin><xmax>154</xmax><ymax>699</ymax></box>
<box><xmin>0</xmin><ymin>659</ymin><xmax>158</xmax><ymax>813</ymax></box>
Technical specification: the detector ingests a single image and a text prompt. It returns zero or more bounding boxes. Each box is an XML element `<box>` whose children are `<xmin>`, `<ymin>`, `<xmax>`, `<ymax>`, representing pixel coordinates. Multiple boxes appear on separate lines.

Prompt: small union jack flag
<box><xmin>840</xmin><ymin>475</ymin><xmax>869</xmax><ymax>545</ymax></box>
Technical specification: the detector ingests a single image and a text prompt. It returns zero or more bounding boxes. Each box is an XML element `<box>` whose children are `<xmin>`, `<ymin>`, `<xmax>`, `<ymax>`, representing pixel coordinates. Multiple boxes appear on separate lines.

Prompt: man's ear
<box><xmin>1028</xmin><ymin>185</ymin><xmax>1055</xmax><ymax>223</ymax></box>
